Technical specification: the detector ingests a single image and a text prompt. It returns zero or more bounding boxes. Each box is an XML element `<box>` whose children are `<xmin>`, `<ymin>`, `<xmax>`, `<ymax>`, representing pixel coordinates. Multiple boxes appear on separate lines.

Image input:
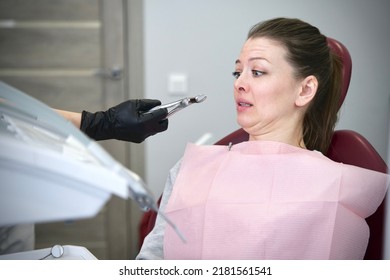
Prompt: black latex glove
<box><xmin>80</xmin><ymin>99</ymin><xmax>168</xmax><ymax>143</ymax></box>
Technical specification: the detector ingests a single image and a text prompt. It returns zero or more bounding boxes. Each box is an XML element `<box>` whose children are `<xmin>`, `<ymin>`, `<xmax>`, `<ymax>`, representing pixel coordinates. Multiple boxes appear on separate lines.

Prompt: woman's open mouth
<box><xmin>238</xmin><ymin>102</ymin><xmax>253</xmax><ymax>107</ymax></box>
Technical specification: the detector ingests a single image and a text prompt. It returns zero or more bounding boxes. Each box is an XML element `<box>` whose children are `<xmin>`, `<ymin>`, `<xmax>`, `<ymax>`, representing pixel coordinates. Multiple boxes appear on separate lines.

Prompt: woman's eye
<box><xmin>232</xmin><ymin>71</ymin><xmax>241</xmax><ymax>79</ymax></box>
<box><xmin>232</xmin><ymin>70</ymin><xmax>264</xmax><ymax>79</ymax></box>
<box><xmin>252</xmin><ymin>70</ymin><xmax>264</xmax><ymax>77</ymax></box>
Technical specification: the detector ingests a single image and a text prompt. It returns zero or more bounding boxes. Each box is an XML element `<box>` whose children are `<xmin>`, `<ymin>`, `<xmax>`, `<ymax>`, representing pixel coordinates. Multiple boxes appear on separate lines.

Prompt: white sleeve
<box><xmin>136</xmin><ymin>159</ymin><xmax>182</xmax><ymax>260</ymax></box>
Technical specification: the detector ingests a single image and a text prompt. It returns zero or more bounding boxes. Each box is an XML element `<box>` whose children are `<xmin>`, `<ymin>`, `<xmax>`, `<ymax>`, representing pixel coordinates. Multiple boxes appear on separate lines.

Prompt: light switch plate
<box><xmin>168</xmin><ymin>73</ymin><xmax>188</xmax><ymax>95</ymax></box>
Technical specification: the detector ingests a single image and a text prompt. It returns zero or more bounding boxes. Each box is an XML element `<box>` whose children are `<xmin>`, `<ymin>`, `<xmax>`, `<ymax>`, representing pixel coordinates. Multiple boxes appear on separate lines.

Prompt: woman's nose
<box><xmin>234</xmin><ymin>73</ymin><xmax>249</xmax><ymax>92</ymax></box>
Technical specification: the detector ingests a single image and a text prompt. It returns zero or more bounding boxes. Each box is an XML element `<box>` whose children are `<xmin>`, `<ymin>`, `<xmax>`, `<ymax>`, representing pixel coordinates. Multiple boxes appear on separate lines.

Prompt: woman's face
<box><xmin>234</xmin><ymin>37</ymin><xmax>305</xmax><ymax>140</ymax></box>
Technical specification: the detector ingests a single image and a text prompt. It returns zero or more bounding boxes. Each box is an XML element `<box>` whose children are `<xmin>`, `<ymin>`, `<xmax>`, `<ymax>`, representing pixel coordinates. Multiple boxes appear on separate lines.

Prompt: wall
<box><xmin>143</xmin><ymin>0</ymin><xmax>390</xmax><ymax>198</ymax></box>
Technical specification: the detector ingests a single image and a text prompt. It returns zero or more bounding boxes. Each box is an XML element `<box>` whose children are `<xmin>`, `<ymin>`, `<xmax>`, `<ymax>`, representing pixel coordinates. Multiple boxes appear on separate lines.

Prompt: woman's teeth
<box><xmin>239</xmin><ymin>102</ymin><xmax>252</xmax><ymax>107</ymax></box>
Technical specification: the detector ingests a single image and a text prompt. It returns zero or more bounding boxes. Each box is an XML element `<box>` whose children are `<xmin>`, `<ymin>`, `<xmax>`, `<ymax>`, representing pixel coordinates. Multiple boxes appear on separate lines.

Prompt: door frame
<box><xmin>101</xmin><ymin>0</ymin><xmax>146</xmax><ymax>259</ymax></box>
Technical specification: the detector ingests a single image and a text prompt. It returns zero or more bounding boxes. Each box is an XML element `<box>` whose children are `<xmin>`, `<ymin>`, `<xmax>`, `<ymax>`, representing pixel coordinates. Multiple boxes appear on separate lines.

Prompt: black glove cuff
<box><xmin>80</xmin><ymin>110</ymin><xmax>110</xmax><ymax>140</ymax></box>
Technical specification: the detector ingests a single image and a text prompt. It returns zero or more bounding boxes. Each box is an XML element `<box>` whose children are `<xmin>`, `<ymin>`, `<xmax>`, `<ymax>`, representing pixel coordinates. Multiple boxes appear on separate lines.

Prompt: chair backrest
<box><xmin>138</xmin><ymin>38</ymin><xmax>388</xmax><ymax>259</ymax></box>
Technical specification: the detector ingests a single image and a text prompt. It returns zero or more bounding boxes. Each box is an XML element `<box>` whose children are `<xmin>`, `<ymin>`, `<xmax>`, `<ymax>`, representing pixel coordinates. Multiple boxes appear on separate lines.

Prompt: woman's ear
<box><xmin>295</xmin><ymin>75</ymin><xmax>318</xmax><ymax>107</ymax></box>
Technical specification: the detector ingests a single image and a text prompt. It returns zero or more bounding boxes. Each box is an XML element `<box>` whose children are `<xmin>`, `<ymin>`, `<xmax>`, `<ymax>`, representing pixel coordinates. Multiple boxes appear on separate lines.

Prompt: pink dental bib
<box><xmin>163</xmin><ymin>141</ymin><xmax>388</xmax><ymax>259</ymax></box>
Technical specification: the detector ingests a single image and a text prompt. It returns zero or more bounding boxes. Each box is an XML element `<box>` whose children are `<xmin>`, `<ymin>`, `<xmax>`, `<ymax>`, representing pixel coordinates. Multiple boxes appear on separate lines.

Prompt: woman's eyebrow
<box><xmin>235</xmin><ymin>57</ymin><xmax>269</xmax><ymax>64</ymax></box>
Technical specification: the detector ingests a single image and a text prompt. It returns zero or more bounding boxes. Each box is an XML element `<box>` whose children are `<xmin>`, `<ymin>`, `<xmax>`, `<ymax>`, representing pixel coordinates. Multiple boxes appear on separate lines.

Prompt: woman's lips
<box><xmin>236</xmin><ymin>100</ymin><xmax>253</xmax><ymax>112</ymax></box>
<box><xmin>236</xmin><ymin>99</ymin><xmax>253</xmax><ymax>111</ymax></box>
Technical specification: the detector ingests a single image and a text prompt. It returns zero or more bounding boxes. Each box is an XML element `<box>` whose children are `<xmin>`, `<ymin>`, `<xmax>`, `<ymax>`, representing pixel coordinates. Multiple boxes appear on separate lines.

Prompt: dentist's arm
<box><xmin>54</xmin><ymin>109</ymin><xmax>82</xmax><ymax>128</ymax></box>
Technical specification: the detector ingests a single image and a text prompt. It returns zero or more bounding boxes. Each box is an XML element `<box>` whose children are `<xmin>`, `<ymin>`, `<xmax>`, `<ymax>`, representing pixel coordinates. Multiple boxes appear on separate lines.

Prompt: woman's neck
<box><xmin>247</xmin><ymin>123</ymin><xmax>306</xmax><ymax>149</ymax></box>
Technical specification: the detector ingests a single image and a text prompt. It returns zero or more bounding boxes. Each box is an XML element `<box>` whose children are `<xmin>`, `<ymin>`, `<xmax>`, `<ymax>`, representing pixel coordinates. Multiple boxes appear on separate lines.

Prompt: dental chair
<box><xmin>138</xmin><ymin>38</ymin><xmax>388</xmax><ymax>259</ymax></box>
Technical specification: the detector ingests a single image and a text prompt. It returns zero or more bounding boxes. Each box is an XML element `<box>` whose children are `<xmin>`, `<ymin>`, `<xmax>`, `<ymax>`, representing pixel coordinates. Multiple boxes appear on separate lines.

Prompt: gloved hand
<box><xmin>80</xmin><ymin>99</ymin><xmax>168</xmax><ymax>143</ymax></box>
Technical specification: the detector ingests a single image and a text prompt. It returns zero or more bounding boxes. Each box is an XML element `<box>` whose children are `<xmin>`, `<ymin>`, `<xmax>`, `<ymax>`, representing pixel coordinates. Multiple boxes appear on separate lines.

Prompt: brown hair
<box><xmin>248</xmin><ymin>18</ymin><xmax>342</xmax><ymax>153</ymax></box>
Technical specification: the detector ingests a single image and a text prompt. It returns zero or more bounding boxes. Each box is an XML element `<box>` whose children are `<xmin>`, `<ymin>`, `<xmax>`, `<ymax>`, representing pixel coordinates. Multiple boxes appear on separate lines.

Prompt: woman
<box><xmin>137</xmin><ymin>18</ymin><xmax>388</xmax><ymax>259</ymax></box>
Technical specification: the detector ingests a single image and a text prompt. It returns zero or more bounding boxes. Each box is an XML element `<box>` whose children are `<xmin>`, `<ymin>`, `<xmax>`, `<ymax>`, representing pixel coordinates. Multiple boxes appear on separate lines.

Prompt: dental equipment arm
<box><xmin>0</xmin><ymin>81</ymin><xmax>185</xmax><ymax>242</ymax></box>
